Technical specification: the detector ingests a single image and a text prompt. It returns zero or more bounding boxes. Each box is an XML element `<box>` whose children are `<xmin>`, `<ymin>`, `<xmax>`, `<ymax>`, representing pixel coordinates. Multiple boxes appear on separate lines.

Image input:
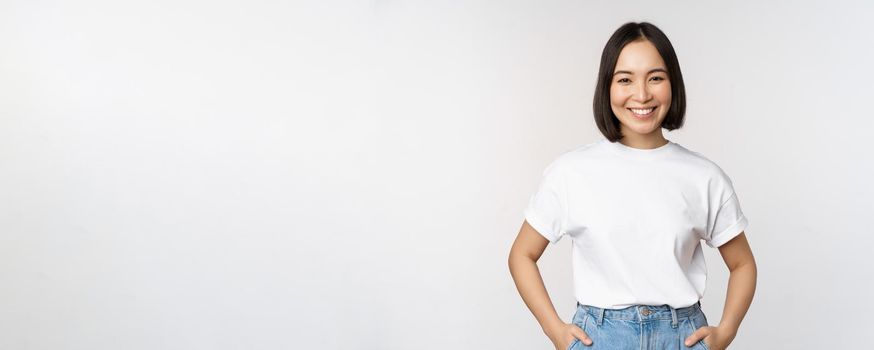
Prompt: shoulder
<box><xmin>567</xmin><ymin>139</ymin><xmax>606</xmax><ymax>157</ymax></box>
<box><xmin>548</xmin><ymin>139</ymin><xmax>609</xmax><ymax>168</ymax></box>
<box><xmin>671</xmin><ymin>143</ymin><xmax>736</xmax><ymax>185</ymax></box>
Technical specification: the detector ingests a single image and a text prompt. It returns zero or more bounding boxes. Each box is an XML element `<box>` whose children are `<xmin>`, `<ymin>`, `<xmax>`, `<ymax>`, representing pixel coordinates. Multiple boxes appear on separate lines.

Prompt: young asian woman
<box><xmin>508</xmin><ymin>22</ymin><xmax>757</xmax><ymax>350</ymax></box>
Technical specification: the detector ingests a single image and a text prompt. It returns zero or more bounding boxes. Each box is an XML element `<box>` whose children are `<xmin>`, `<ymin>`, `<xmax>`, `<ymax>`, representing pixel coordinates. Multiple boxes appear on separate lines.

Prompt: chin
<box><xmin>620</xmin><ymin>118</ymin><xmax>663</xmax><ymax>133</ymax></box>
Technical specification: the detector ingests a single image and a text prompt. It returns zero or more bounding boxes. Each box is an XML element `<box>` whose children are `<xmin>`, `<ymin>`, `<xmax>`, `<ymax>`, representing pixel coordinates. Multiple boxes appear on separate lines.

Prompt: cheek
<box><xmin>609</xmin><ymin>86</ymin><xmax>627</xmax><ymax>106</ymax></box>
<box><xmin>656</xmin><ymin>83</ymin><xmax>672</xmax><ymax>103</ymax></box>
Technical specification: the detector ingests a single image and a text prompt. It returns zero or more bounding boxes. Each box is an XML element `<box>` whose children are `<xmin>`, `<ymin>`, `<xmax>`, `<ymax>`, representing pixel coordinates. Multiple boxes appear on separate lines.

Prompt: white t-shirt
<box><xmin>523</xmin><ymin>138</ymin><xmax>748</xmax><ymax>309</ymax></box>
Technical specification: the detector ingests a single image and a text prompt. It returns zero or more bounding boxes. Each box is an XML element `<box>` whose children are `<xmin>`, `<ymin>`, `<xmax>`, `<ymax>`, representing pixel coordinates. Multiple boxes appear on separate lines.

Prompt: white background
<box><xmin>1</xmin><ymin>0</ymin><xmax>872</xmax><ymax>349</ymax></box>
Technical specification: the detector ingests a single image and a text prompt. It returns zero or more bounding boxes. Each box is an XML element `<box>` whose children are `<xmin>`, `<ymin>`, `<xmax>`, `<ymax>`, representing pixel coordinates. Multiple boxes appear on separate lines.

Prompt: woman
<box><xmin>508</xmin><ymin>22</ymin><xmax>757</xmax><ymax>350</ymax></box>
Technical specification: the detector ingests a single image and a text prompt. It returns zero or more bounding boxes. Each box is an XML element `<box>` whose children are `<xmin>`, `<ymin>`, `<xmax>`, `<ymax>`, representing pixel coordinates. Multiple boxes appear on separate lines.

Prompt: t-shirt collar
<box><xmin>605</xmin><ymin>138</ymin><xmax>677</xmax><ymax>158</ymax></box>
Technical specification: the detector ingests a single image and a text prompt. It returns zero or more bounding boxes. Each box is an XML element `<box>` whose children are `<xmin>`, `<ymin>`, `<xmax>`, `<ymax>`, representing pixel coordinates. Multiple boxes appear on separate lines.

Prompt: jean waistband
<box><xmin>576</xmin><ymin>301</ymin><xmax>702</xmax><ymax>322</ymax></box>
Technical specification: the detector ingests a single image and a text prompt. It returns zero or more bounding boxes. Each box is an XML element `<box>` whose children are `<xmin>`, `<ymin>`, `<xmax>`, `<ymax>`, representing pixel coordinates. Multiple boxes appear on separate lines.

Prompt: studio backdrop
<box><xmin>1</xmin><ymin>1</ymin><xmax>871</xmax><ymax>349</ymax></box>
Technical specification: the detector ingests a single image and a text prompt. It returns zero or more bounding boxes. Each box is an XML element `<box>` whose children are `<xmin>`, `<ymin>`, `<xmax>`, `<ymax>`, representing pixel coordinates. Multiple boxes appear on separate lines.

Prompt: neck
<box><xmin>618</xmin><ymin>130</ymin><xmax>668</xmax><ymax>150</ymax></box>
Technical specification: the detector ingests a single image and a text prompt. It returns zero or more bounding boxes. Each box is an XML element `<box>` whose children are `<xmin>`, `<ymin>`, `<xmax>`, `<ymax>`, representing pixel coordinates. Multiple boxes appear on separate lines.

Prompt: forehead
<box><xmin>614</xmin><ymin>40</ymin><xmax>666</xmax><ymax>73</ymax></box>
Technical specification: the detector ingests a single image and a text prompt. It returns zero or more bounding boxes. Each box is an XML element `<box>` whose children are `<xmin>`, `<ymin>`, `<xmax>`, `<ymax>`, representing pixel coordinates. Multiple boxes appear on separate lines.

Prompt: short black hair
<box><xmin>593</xmin><ymin>22</ymin><xmax>686</xmax><ymax>142</ymax></box>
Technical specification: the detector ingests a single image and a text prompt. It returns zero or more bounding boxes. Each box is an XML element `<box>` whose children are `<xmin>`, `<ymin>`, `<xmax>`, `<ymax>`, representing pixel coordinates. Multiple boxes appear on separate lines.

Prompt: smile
<box><xmin>628</xmin><ymin>107</ymin><xmax>656</xmax><ymax>118</ymax></box>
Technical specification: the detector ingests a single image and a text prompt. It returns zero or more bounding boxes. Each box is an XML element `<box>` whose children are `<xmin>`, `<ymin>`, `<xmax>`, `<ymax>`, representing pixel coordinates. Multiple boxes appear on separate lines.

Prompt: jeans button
<box><xmin>641</xmin><ymin>308</ymin><xmax>651</xmax><ymax>316</ymax></box>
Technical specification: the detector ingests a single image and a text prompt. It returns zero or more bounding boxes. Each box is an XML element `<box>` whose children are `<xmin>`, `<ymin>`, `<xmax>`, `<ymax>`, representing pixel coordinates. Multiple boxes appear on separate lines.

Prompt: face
<box><xmin>610</xmin><ymin>40</ymin><xmax>672</xmax><ymax>140</ymax></box>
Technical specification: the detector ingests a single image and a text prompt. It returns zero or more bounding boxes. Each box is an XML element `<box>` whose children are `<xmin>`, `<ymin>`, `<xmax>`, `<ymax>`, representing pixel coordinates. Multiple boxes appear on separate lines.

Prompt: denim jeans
<box><xmin>567</xmin><ymin>301</ymin><xmax>710</xmax><ymax>350</ymax></box>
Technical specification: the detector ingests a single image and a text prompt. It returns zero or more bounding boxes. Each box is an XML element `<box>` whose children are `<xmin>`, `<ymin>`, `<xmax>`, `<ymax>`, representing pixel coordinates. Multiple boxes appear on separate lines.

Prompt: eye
<box><xmin>650</xmin><ymin>76</ymin><xmax>666</xmax><ymax>82</ymax></box>
<box><xmin>617</xmin><ymin>78</ymin><xmax>630</xmax><ymax>83</ymax></box>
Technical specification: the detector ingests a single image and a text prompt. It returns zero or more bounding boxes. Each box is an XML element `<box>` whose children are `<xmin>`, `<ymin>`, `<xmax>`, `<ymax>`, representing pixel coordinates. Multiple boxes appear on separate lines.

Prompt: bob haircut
<box><xmin>593</xmin><ymin>22</ymin><xmax>686</xmax><ymax>142</ymax></box>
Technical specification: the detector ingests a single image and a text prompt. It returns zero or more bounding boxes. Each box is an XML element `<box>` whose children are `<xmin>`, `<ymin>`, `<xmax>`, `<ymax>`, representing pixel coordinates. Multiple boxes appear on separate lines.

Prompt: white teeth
<box><xmin>631</xmin><ymin>108</ymin><xmax>654</xmax><ymax>115</ymax></box>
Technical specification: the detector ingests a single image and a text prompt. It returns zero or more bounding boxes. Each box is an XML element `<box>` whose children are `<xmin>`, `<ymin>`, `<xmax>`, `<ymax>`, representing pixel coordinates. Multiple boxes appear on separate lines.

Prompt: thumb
<box><xmin>571</xmin><ymin>325</ymin><xmax>593</xmax><ymax>346</ymax></box>
<box><xmin>684</xmin><ymin>327</ymin><xmax>710</xmax><ymax>347</ymax></box>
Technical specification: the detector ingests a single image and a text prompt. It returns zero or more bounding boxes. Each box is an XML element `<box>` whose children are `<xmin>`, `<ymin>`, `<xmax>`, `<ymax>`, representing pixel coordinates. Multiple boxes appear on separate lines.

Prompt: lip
<box><xmin>628</xmin><ymin>106</ymin><xmax>657</xmax><ymax>119</ymax></box>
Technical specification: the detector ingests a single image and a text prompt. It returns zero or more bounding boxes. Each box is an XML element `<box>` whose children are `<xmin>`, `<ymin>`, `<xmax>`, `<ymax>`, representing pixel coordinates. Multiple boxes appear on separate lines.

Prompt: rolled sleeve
<box><xmin>705</xmin><ymin>191</ymin><xmax>748</xmax><ymax>248</ymax></box>
<box><xmin>523</xmin><ymin>160</ymin><xmax>568</xmax><ymax>244</ymax></box>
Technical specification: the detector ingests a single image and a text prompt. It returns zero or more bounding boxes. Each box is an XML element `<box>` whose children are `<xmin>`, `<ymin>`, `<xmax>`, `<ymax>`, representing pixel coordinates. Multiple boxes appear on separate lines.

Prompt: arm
<box><xmin>508</xmin><ymin>220</ymin><xmax>592</xmax><ymax>349</ymax></box>
<box><xmin>685</xmin><ymin>232</ymin><xmax>757</xmax><ymax>349</ymax></box>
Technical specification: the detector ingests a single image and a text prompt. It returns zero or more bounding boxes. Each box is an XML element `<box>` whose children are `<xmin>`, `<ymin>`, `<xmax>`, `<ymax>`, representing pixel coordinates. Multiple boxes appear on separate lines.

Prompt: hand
<box><xmin>684</xmin><ymin>325</ymin><xmax>736</xmax><ymax>350</ymax></box>
<box><xmin>546</xmin><ymin>322</ymin><xmax>592</xmax><ymax>350</ymax></box>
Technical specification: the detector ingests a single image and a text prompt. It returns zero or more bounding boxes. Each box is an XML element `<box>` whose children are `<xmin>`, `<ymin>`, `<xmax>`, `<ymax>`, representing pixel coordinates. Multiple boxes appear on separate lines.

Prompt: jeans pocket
<box><xmin>566</xmin><ymin>338</ymin><xmax>580</xmax><ymax>350</ymax></box>
<box><xmin>687</xmin><ymin>315</ymin><xmax>710</xmax><ymax>350</ymax></box>
<box><xmin>567</xmin><ymin>313</ymin><xmax>589</xmax><ymax>350</ymax></box>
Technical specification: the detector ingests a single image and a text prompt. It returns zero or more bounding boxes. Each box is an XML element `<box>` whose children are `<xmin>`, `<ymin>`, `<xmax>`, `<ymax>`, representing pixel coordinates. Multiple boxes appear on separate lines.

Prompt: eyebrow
<box><xmin>613</xmin><ymin>68</ymin><xmax>668</xmax><ymax>76</ymax></box>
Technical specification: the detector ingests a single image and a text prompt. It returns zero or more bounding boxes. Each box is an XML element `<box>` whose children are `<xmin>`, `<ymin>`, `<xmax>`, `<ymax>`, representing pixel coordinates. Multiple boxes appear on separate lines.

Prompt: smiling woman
<box><xmin>593</xmin><ymin>23</ymin><xmax>687</xmax><ymax>150</ymax></box>
<box><xmin>509</xmin><ymin>22</ymin><xmax>757</xmax><ymax>350</ymax></box>
<box><xmin>610</xmin><ymin>41</ymin><xmax>673</xmax><ymax>143</ymax></box>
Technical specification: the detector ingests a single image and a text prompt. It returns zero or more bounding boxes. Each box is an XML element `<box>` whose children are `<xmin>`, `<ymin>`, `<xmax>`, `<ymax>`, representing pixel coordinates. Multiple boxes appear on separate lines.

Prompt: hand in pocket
<box><xmin>549</xmin><ymin>322</ymin><xmax>592</xmax><ymax>350</ymax></box>
<box><xmin>685</xmin><ymin>324</ymin><xmax>734</xmax><ymax>350</ymax></box>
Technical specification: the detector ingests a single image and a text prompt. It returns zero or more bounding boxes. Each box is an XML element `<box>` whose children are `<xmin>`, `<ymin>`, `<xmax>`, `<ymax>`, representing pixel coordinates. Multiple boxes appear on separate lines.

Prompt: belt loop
<box><xmin>670</xmin><ymin>305</ymin><xmax>678</xmax><ymax>329</ymax></box>
<box><xmin>597</xmin><ymin>307</ymin><xmax>605</xmax><ymax>326</ymax></box>
<box><xmin>572</xmin><ymin>302</ymin><xmax>580</xmax><ymax>320</ymax></box>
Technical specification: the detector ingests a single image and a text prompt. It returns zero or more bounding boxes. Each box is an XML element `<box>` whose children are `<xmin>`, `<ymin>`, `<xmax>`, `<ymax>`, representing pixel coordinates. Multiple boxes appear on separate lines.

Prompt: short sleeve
<box><xmin>523</xmin><ymin>159</ymin><xmax>568</xmax><ymax>244</ymax></box>
<box><xmin>704</xmin><ymin>170</ymin><xmax>749</xmax><ymax>248</ymax></box>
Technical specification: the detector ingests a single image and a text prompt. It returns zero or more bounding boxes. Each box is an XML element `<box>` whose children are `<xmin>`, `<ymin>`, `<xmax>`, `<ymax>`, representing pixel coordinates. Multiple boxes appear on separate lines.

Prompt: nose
<box><xmin>633</xmin><ymin>80</ymin><xmax>652</xmax><ymax>102</ymax></box>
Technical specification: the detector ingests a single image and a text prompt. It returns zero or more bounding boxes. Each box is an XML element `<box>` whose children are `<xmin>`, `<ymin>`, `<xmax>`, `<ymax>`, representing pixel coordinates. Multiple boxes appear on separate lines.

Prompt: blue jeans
<box><xmin>567</xmin><ymin>301</ymin><xmax>710</xmax><ymax>350</ymax></box>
